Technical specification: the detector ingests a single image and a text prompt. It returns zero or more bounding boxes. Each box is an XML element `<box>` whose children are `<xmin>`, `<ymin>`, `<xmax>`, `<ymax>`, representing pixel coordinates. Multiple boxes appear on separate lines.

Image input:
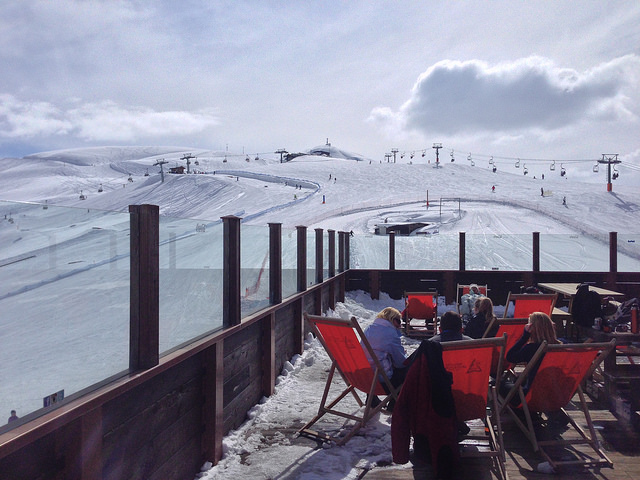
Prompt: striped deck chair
<box><xmin>298</xmin><ymin>314</ymin><xmax>400</xmax><ymax>445</ymax></box>
<box><xmin>499</xmin><ymin>339</ymin><xmax>616</xmax><ymax>472</ymax></box>
<box><xmin>441</xmin><ymin>336</ymin><xmax>509</xmax><ymax>480</ymax></box>
<box><xmin>402</xmin><ymin>291</ymin><xmax>438</xmax><ymax>338</ymax></box>
<box><xmin>503</xmin><ymin>293</ymin><xmax>557</xmax><ymax>318</ymax></box>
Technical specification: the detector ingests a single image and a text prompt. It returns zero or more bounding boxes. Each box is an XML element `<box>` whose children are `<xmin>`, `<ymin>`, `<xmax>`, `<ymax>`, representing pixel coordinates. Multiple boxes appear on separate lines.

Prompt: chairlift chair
<box><xmin>523</xmin><ymin>164</ymin><xmax>528</xmax><ymax>175</ymax></box>
<box><xmin>515</xmin><ymin>158</ymin><xmax>520</xmax><ymax>168</ymax></box>
<box><xmin>613</xmin><ymin>165</ymin><xmax>619</xmax><ymax>180</ymax></box>
<box><xmin>550</xmin><ymin>160</ymin><xmax>556</xmax><ymax>171</ymax></box>
<box><xmin>410</xmin><ymin>151</ymin><xmax>414</xmax><ymax>159</ymax></box>
<box><xmin>450</xmin><ymin>150</ymin><xmax>455</xmax><ymax>162</ymax></box>
<box><xmin>560</xmin><ymin>164</ymin><xmax>566</xmax><ymax>176</ymax></box>
<box><xmin>98</xmin><ymin>184</ymin><xmax>103</xmax><ymax>193</ymax></box>
<box><xmin>593</xmin><ymin>163</ymin><xmax>599</xmax><ymax>173</ymax></box>
<box><xmin>422</xmin><ymin>149</ymin><xmax>426</xmax><ymax>157</ymax></box>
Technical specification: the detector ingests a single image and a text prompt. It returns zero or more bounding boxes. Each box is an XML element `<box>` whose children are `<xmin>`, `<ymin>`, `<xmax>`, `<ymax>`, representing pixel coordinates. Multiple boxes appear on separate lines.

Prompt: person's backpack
<box><xmin>571</xmin><ymin>284</ymin><xmax>602</xmax><ymax>327</ymax></box>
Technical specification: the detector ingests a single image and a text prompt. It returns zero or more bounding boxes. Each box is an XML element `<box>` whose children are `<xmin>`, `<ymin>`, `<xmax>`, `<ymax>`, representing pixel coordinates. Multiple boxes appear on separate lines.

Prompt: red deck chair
<box><xmin>482</xmin><ymin>317</ymin><xmax>529</xmax><ymax>378</ymax></box>
<box><xmin>499</xmin><ymin>339</ymin><xmax>616</xmax><ymax>472</ymax></box>
<box><xmin>503</xmin><ymin>293</ymin><xmax>557</xmax><ymax>318</ymax></box>
<box><xmin>441</xmin><ymin>336</ymin><xmax>509</xmax><ymax>480</ymax></box>
<box><xmin>402</xmin><ymin>291</ymin><xmax>438</xmax><ymax>338</ymax></box>
<box><xmin>456</xmin><ymin>283</ymin><xmax>488</xmax><ymax>312</ymax></box>
<box><xmin>298</xmin><ymin>314</ymin><xmax>400</xmax><ymax>445</ymax></box>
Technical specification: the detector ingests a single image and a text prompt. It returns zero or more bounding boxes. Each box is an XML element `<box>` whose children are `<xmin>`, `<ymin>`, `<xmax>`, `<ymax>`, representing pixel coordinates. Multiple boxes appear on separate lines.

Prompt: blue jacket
<box><xmin>363</xmin><ymin>317</ymin><xmax>407</xmax><ymax>378</ymax></box>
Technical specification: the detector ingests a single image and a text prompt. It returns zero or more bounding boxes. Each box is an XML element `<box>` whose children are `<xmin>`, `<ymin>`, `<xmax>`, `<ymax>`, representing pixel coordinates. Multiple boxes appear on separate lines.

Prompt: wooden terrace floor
<box><xmin>360</xmin><ymin>398</ymin><xmax>640</xmax><ymax>480</ymax></box>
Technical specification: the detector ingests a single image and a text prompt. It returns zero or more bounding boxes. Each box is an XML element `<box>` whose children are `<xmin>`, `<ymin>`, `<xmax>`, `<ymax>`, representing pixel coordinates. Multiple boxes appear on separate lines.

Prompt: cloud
<box><xmin>0</xmin><ymin>95</ymin><xmax>219</xmax><ymax>142</ymax></box>
<box><xmin>370</xmin><ymin>55</ymin><xmax>640</xmax><ymax>137</ymax></box>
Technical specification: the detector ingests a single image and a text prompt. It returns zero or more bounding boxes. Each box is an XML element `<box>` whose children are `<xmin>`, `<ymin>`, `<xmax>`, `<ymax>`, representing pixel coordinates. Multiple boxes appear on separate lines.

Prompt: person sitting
<box><xmin>503</xmin><ymin>312</ymin><xmax>569</xmax><ymax>426</ymax></box>
<box><xmin>431</xmin><ymin>311</ymin><xmax>472</xmax><ymax>343</ymax></box>
<box><xmin>362</xmin><ymin>307</ymin><xmax>408</xmax><ymax>411</ymax></box>
<box><xmin>459</xmin><ymin>284</ymin><xmax>483</xmax><ymax>321</ymax></box>
<box><xmin>464</xmin><ymin>297</ymin><xmax>497</xmax><ymax>339</ymax></box>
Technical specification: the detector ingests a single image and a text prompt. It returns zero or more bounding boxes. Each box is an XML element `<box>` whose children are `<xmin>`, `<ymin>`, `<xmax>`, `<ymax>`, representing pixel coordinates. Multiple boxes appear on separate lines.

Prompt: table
<box><xmin>537</xmin><ymin>282</ymin><xmax>626</xmax><ymax>339</ymax></box>
<box><xmin>586</xmin><ymin>328</ymin><xmax>640</xmax><ymax>423</ymax></box>
<box><xmin>537</xmin><ymin>282</ymin><xmax>625</xmax><ymax>300</ymax></box>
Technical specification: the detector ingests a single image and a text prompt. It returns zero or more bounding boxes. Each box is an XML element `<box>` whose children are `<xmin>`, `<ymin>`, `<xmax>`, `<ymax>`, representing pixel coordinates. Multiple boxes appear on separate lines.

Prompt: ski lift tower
<box><xmin>154</xmin><ymin>159</ymin><xmax>168</xmax><ymax>183</ymax></box>
<box><xmin>598</xmin><ymin>154</ymin><xmax>621</xmax><ymax>192</ymax></box>
<box><xmin>391</xmin><ymin>148</ymin><xmax>399</xmax><ymax>163</ymax></box>
<box><xmin>181</xmin><ymin>153</ymin><xmax>196</xmax><ymax>174</ymax></box>
<box><xmin>276</xmin><ymin>148</ymin><xmax>288</xmax><ymax>163</ymax></box>
<box><xmin>432</xmin><ymin>143</ymin><xmax>442</xmax><ymax>168</ymax></box>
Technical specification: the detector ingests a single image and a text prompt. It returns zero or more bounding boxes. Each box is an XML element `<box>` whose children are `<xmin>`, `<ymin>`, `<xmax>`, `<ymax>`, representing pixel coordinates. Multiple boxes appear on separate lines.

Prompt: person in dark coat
<box><xmin>464</xmin><ymin>297</ymin><xmax>497</xmax><ymax>339</ymax></box>
<box><xmin>391</xmin><ymin>341</ymin><xmax>458</xmax><ymax>479</ymax></box>
<box><xmin>430</xmin><ymin>311</ymin><xmax>472</xmax><ymax>343</ymax></box>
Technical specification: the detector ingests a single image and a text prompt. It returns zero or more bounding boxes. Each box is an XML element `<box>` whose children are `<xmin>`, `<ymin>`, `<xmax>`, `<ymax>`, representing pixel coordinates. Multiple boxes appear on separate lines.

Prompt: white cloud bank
<box><xmin>0</xmin><ymin>95</ymin><xmax>219</xmax><ymax>142</ymax></box>
<box><xmin>369</xmin><ymin>55</ymin><xmax>640</xmax><ymax>137</ymax></box>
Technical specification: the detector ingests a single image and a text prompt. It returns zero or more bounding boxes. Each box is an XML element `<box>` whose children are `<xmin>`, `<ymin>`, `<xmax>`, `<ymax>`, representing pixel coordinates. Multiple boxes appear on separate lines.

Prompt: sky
<box><xmin>1</xmin><ymin>1</ymin><xmax>640</xmax><ymax>182</ymax></box>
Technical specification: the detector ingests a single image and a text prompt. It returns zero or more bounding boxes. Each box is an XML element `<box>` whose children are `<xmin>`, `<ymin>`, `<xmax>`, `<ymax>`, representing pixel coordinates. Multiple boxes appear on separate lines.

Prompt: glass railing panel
<box><xmin>159</xmin><ymin>216</ymin><xmax>223</xmax><ymax>352</ymax></box>
<box><xmin>349</xmin><ymin>234</ymin><xmax>390</xmax><ymax>269</ymax></box>
<box><xmin>241</xmin><ymin>224</ymin><xmax>270</xmax><ymax>316</ymax></box>
<box><xmin>0</xmin><ymin>201</ymin><xmax>130</xmax><ymax>423</ymax></box>
<box><xmin>395</xmin><ymin>234</ymin><xmax>458</xmax><ymax>270</ymax></box>
<box><xmin>540</xmin><ymin>233</ymin><xmax>610</xmax><ymax>272</ymax></box>
<box><xmin>282</xmin><ymin>227</ymin><xmax>298</xmax><ymax>298</ymax></box>
<box><xmin>307</xmin><ymin>232</ymin><xmax>317</xmax><ymax>287</ymax></box>
<box><xmin>618</xmin><ymin>234</ymin><xmax>640</xmax><ymax>272</ymax></box>
<box><xmin>465</xmin><ymin>233</ymin><xmax>531</xmax><ymax>271</ymax></box>
<box><xmin>323</xmin><ymin>230</ymin><xmax>330</xmax><ymax>280</ymax></box>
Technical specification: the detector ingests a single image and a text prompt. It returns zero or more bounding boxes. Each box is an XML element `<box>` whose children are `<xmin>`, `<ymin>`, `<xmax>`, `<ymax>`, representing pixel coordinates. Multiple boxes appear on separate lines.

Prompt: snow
<box><xmin>1</xmin><ymin>145</ymin><xmax>639</xmax><ymax>478</ymax></box>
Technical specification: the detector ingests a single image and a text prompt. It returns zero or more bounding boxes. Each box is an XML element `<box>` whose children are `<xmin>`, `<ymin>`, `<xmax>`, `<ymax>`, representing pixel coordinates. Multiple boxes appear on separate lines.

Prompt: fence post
<box><xmin>328</xmin><ymin>229</ymin><xmax>336</xmax><ymax>277</ymax></box>
<box><xmin>297</xmin><ymin>225</ymin><xmax>307</xmax><ymax>291</ymax></box>
<box><xmin>533</xmin><ymin>232</ymin><xmax>540</xmax><ymax>272</ymax></box>
<box><xmin>338</xmin><ymin>231</ymin><xmax>345</xmax><ymax>273</ymax></box>
<box><xmin>269</xmin><ymin>223</ymin><xmax>282</xmax><ymax>305</ymax></box>
<box><xmin>389</xmin><ymin>231</ymin><xmax>396</xmax><ymax>270</ymax></box>
<box><xmin>222</xmin><ymin>215</ymin><xmax>241</xmax><ymax>327</ymax></box>
<box><xmin>459</xmin><ymin>232</ymin><xmax>466</xmax><ymax>271</ymax></box>
<box><xmin>609</xmin><ymin>231</ymin><xmax>618</xmax><ymax>288</ymax></box>
<box><xmin>315</xmin><ymin>228</ymin><xmax>324</xmax><ymax>284</ymax></box>
<box><xmin>345</xmin><ymin>232</ymin><xmax>350</xmax><ymax>270</ymax></box>
<box><xmin>129</xmin><ymin>204</ymin><xmax>159</xmax><ymax>371</ymax></box>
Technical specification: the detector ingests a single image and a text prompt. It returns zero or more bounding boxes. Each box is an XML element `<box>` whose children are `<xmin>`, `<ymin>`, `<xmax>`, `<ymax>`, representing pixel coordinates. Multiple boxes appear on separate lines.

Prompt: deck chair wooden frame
<box><xmin>503</xmin><ymin>293</ymin><xmax>557</xmax><ymax>318</ymax></box>
<box><xmin>441</xmin><ymin>336</ymin><xmax>509</xmax><ymax>480</ymax></box>
<box><xmin>456</xmin><ymin>283</ymin><xmax>488</xmax><ymax>314</ymax></box>
<box><xmin>499</xmin><ymin>339</ymin><xmax>616</xmax><ymax>472</ymax></box>
<box><xmin>402</xmin><ymin>291</ymin><xmax>438</xmax><ymax>338</ymax></box>
<box><xmin>298</xmin><ymin>314</ymin><xmax>401</xmax><ymax>445</ymax></box>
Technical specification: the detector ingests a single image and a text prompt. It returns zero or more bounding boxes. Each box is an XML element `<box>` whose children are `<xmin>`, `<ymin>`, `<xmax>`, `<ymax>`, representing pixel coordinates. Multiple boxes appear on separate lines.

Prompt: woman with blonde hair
<box><xmin>362</xmin><ymin>307</ymin><xmax>407</xmax><ymax>411</ymax></box>
<box><xmin>464</xmin><ymin>296</ymin><xmax>497</xmax><ymax>338</ymax></box>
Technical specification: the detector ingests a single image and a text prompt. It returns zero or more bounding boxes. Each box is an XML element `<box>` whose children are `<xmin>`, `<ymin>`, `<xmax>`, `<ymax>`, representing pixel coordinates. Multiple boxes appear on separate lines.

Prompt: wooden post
<box><xmin>389</xmin><ymin>231</ymin><xmax>396</xmax><ymax>270</ymax></box>
<box><xmin>315</xmin><ymin>228</ymin><xmax>323</xmax><ymax>284</ymax></box>
<box><xmin>262</xmin><ymin>313</ymin><xmax>276</xmax><ymax>397</ymax></box>
<box><xmin>609</xmin><ymin>231</ymin><xmax>618</xmax><ymax>289</ymax></box>
<box><xmin>297</xmin><ymin>225</ymin><xmax>307</xmax><ymax>291</ymax></box>
<box><xmin>328</xmin><ymin>229</ymin><xmax>336</xmax><ymax>277</ymax></box>
<box><xmin>269</xmin><ymin>223</ymin><xmax>282</xmax><ymax>305</ymax></box>
<box><xmin>338</xmin><ymin>231</ymin><xmax>345</xmax><ymax>273</ymax></box>
<box><xmin>459</xmin><ymin>231</ymin><xmax>466</xmax><ymax>271</ymax></box>
<box><xmin>222</xmin><ymin>215</ymin><xmax>241</xmax><ymax>327</ymax></box>
<box><xmin>533</xmin><ymin>231</ymin><xmax>540</xmax><ymax>272</ymax></box>
<box><xmin>202</xmin><ymin>342</ymin><xmax>224</xmax><ymax>464</ymax></box>
<box><xmin>345</xmin><ymin>232</ymin><xmax>350</xmax><ymax>270</ymax></box>
<box><xmin>610</xmin><ymin>232</ymin><xmax>618</xmax><ymax>274</ymax></box>
<box><xmin>129</xmin><ymin>204</ymin><xmax>159</xmax><ymax>371</ymax></box>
